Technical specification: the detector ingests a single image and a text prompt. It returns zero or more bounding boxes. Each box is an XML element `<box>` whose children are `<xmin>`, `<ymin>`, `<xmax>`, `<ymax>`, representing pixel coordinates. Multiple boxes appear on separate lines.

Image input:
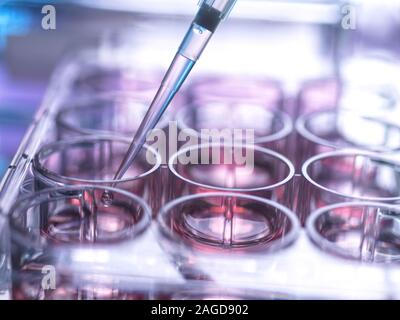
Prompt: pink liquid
<box><xmin>42</xmin><ymin>207</ymin><xmax>138</xmax><ymax>244</ymax></box>
<box><xmin>166</xmin><ymin>199</ymin><xmax>288</xmax><ymax>252</ymax></box>
<box><xmin>172</xmin><ymin>163</ymin><xmax>290</xmax><ymax>208</ymax></box>
<box><xmin>41</xmin><ymin>146</ymin><xmax>160</xmax><ymax>211</ymax></box>
<box><xmin>13</xmin><ymin>206</ymin><xmax>155</xmax><ymax>300</ymax></box>
<box><xmin>188</xmin><ymin>165</ymin><xmax>273</xmax><ymax>190</ymax></box>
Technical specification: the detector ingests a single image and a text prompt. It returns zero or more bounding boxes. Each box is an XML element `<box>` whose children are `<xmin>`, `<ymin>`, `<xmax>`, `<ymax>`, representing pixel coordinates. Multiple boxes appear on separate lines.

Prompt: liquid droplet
<box><xmin>101</xmin><ymin>191</ymin><xmax>114</xmax><ymax>207</ymax></box>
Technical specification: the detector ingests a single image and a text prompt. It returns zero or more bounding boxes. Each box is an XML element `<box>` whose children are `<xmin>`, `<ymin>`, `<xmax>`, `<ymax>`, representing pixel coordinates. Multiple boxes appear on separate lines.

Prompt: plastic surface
<box><xmin>0</xmin><ymin>49</ymin><xmax>399</xmax><ymax>300</ymax></box>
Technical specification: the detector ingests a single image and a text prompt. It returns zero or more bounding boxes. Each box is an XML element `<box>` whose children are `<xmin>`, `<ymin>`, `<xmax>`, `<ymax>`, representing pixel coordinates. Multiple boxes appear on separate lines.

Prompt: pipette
<box><xmin>112</xmin><ymin>0</ymin><xmax>238</xmax><ymax>184</ymax></box>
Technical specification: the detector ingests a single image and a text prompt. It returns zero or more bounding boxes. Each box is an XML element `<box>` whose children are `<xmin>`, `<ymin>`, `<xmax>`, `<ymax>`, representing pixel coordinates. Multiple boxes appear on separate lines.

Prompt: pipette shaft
<box><xmin>113</xmin><ymin>0</ymin><xmax>238</xmax><ymax>183</ymax></box>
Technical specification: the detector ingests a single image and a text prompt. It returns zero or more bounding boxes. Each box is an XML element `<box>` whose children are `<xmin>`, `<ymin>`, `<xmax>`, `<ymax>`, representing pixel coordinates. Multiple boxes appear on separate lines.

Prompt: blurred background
<box><xmin>0</xmin><ymin>0</ymin><xmax>399</xmax><ymax>177</ymax></box>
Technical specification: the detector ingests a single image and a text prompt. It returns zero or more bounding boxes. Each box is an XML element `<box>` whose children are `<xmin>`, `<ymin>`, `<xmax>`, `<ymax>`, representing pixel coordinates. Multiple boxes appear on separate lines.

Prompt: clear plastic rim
<box><xmin>189</xmin><ymin>76</ymin><xmax>283</xmax><ymax>98</ymax></box>
<box><xmin>71</xmin><ymin>67</ymin><xmax>159</xmax><ymax>93</ymax></box>
<box><xmin>33</xmin><ymin>135</ymin><xmax>162</xmax><ymax>185</ymax></box>
<box><xmin>9</xmin><ymin>185</ymin><xmax>152</xmax><ymax>244</ymax></box>
<box><xmin>306</xmin><ymin>201</ymin><xmax>400</xmax><ymax>261</ymax></box>
<box><xmin>302</xmin><ymin>149</ymin><xmax>400</xmax><ymax>202</ymax></box>
<box><xmin>158</xmin><ymin>192</ymin><xmax>301</xmax><ymax>253</ymax></box>
<box><xmin>0</xmin><ymin>214</ymin><xmax>6</xmax><ymax>230</ymax></box>
<box><xmin>296</xmin><ymin>108</ymin><xmax>400</xmax><ymax>152</ymax></box>
<box><xmin>56</xmin><ymin>92</ymin><xmax>170</xmax><ymax>137</ymax></box>
<box><xmin>0</xmin><ymin>214</ymin><xmax>8</xmax><ymax>278</ymax></box>
<box><xmin>175</xmin><ymin>105</ymin><xmax>293</xmax><ymax>145</ymax></box>
<box><xmin>169</xmin><ymin>142</ymin><xmax>295</xmax><ymax>192</ymax></box>
<box><xmin>20</xmin><ymin>178</ymin><xmax>34</xmax><ymax>195</ymax></box>
<box><xmin>300</xmin><ymin>78</ymin><xmax>397</xmax><ymax>110</ymax></box>
<box><xmin>172</xmin><ymin>287</ymin><xmax>268</xmax><ymax>300</ymax></box>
